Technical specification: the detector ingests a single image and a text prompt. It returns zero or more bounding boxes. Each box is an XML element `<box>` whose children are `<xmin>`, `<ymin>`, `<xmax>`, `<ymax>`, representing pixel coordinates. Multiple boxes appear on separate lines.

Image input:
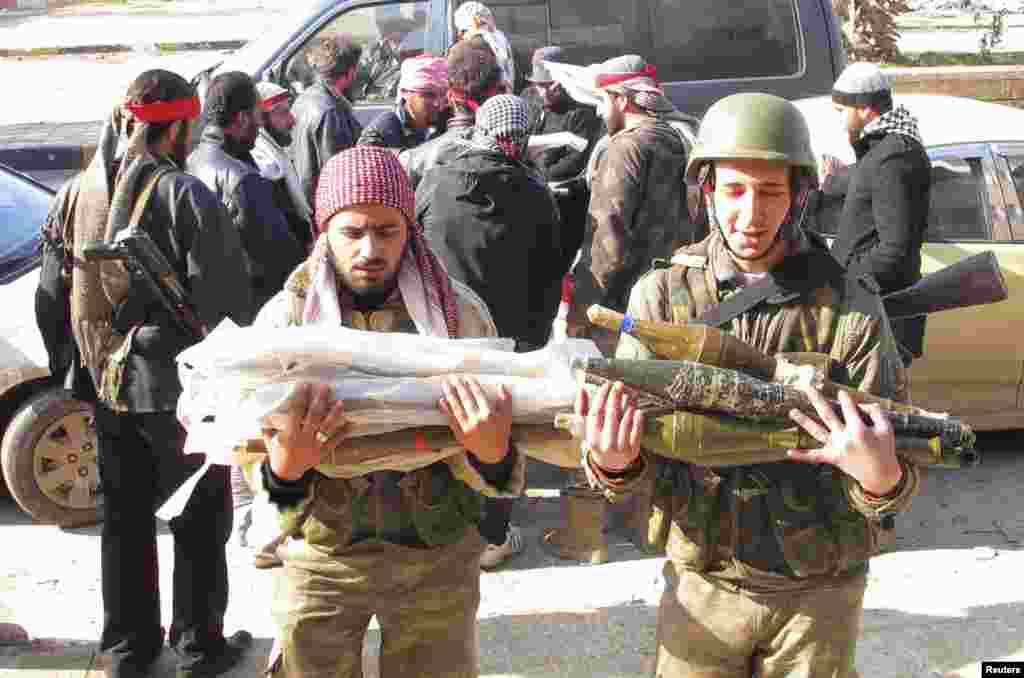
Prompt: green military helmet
<box><xmin>685</xmin><ymin>92</ymin><xmax>817</xmax><ymax>184</ymax></box>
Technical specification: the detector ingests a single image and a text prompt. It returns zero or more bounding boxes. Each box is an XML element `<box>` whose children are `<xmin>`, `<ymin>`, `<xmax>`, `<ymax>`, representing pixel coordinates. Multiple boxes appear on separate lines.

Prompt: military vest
<box><xmin>644</xmin><ymin>238</ymin><xmax>893</xmax><ymax>581</ymax></box>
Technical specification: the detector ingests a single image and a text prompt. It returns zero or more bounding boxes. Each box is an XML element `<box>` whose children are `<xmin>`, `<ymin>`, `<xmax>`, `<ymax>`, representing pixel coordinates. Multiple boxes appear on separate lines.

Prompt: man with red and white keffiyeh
<box><xmin>249</xmin><ymin>146</ymin><xmax>525</xmax><ymax>678</ymax></box>
<box><xmin>569</xmin><ymin>55</ymin><xmax>702</xmax><ymax>356</ymax></box>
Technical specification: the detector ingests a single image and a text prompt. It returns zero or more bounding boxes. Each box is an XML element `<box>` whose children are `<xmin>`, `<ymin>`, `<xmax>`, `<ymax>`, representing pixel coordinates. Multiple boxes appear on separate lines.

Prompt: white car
<box><xmin>794</xmin><ymin>94</ymin><xmax>1024</xmax><ymax>430</ymax></box>
<box><xmin>0</xmin><ymin>163</ymin><xmax>99</xmax><ymax>526</ymax></box>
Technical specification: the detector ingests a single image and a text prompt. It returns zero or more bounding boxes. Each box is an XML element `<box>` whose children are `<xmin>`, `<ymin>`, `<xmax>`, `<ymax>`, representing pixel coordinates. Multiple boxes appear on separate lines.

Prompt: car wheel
<box><xmin>1</xmin><ymin>388</ymin><xmax>101</xmax><ymax>527</ymax></box>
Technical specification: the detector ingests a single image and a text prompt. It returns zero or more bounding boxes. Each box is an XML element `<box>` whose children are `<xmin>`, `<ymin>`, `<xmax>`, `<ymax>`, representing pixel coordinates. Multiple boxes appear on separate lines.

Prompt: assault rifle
<box><xmin>82</xmin><ymin>229</ymin><xmax>207</xmax><ymax>341</ymax></box>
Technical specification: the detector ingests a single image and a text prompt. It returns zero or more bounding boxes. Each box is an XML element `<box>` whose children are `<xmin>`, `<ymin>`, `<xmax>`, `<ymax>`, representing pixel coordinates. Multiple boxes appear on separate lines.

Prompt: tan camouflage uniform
<box><xmin>592</xmin><ymin>231</ymin><xmax>920</xmax><ymax>678</ymax></box>
<box><xmin>255</xmin><ymin>260</ymin><xmax>524</xmax><ymax>678</ymax></box>
<box><xmin>570</xmin><ymin>117</ymin><xmax>694</xmax><ymax>354</ymax></box>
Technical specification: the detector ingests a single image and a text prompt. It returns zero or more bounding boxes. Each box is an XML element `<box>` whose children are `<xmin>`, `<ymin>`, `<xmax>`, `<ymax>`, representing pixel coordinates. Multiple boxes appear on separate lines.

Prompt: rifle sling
<box><xmin>112</xmin><ymin>167</ymin><xmax>179</xmax><ymax>330</ymax></box>
<box><xmin>690</xmin><ymin>249</ymin><xmax>841</xmax><ymax>329</ymax></box>
<box><xmin>691</xmin><ymin>275</ymin><xmax>785</xmax><ymax>329</ymax></box>
<box><xmin>128</xmin><ymin>166</ymin><xmax>170</xmax><ymax>232</ymax></box>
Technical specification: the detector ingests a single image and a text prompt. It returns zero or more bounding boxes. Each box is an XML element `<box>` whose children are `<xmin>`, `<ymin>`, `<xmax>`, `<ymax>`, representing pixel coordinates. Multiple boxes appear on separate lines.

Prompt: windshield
<box><xmin>219</xmin><ymin>0</ymin><xmax>325</xmax><ymax>76</ymax></box>
<box><xmin>0</xmin><ymin>167</ymin><xmax>52</xmax><ymax>284</ymax></box>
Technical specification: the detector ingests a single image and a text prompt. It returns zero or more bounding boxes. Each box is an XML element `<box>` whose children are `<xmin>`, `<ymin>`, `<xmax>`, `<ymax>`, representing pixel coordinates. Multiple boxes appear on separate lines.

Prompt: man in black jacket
<box><xmin>417</xmin><ymin>94</ymin><xmax>563</xmax><ymax>353</ymax></box>
<box><xmin>827</xmin><ymin>63</ymin><xmax>932</xmax><ymax>365</ymax></box>
<box><xmin>68</xmin><ymin>69</ymin><xmax>253</xmax><ymax>678</ymax></box>
<box><xmin>416</xmin><ymin>94</ymin><xmax>562</xmax><ymax>572</ymax></box>
<box><xmin>188</xmin><ymin>71</ymin><xmax>305</xmax><ymax>314</ymax></box>
<box><xmin>358</xmin><ymin>54</ymin><xmax>448</xmax><ymax>151</ymax></box>
<box><xmin>290</xmin><ymin>35</ymin><xmax>364</xmax><ymax>203</ymax></box>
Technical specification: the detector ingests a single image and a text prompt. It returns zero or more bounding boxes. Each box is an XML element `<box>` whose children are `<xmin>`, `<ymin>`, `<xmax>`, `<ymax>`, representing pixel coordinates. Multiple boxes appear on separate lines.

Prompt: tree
<box><xmin>832</xmin><ymin>0</ymin><xmax>912</xmax><ymax>62</ymax></box>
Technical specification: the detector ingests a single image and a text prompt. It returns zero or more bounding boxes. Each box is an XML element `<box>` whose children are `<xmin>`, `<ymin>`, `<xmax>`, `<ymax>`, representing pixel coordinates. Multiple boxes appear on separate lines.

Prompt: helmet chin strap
<box><xmin>700</xmin><ymin>173</ymin><xmax>814</xmax><ymax>263</ymax></box>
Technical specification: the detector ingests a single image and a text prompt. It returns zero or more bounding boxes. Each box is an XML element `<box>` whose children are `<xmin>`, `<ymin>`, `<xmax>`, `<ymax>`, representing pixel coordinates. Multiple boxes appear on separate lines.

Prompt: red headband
<box><xmin>259</xmin><ymin>91</ymin><xmax>290</xmax><ymax>111</ymax></box>
<box><xmin>123</xmin><ymin>96</ymin><xmax>201</xmax><ymax>123</ymax></box>
<box><xmin>595</xmin><ymin>64</ymin><xmax>659</xmax><ymax>90</ymax></box>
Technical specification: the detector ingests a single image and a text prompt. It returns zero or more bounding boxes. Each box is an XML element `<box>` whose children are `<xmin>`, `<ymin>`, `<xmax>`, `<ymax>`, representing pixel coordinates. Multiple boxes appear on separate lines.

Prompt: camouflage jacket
<box><xmin>610</xmin><ymin>232</ymin><xmax>920</xmax><ymax>590</ymax></box>
<box><xmin>570</xmin><ymin>117</ymin><xmax>697</xmax><ymax>329</ymax></box>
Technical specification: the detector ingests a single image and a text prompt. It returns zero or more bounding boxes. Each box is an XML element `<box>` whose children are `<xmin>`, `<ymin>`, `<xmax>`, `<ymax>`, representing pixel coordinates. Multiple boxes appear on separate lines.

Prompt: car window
<box><xmin>284</xmin><ymin>1</ymin><xmax>429</xmax><ymax>105</ymax></box>
<box><xmin>649</xmin><ymin>0</ymin><xmax>800</xmax><ymax>81</ymax></box>
<box><xmin>0</xmin><ymin>168</ymin><xmax>49</xmax><ymax>284</ymax></box>
<box><xmin>458</xmin><ymin>0</ymin><xmax>800</xmax><ymax>85</ymax></box>
<box><xmin>928</xmin><ymin>156</ymin><xmax>991</xmax><ymax>241</ymax></box>
<box><xmin>0</xmin><ymin>169</ymin><xmax>50</xmax><ymax>253</ymax></box>
<box><xmin>1003</xmin><ymin>155</ymin><xmax>1024</xmax><ymax>210</ymax></box>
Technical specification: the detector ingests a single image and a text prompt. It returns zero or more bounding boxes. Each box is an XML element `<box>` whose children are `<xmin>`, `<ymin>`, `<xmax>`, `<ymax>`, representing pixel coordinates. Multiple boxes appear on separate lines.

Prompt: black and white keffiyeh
<box><xmin>472</xmin><ymin>94</ymin><xmax>530</xmax><ymax>159</ymax></box>
<box><xmin>863</xmin><ymin>104</ymin><xmax>923</xmax><ymax>145</ymax></box>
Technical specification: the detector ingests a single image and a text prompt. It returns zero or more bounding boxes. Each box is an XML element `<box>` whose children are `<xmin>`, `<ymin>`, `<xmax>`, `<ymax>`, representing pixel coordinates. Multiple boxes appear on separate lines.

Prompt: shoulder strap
<box><xmin>124</xmin><ymin>166</ymin><xmax>171</xmax><ymax>235</ymax></box>
<box><xmin>691</xmin><ymin>276</ymin><xmax>783</xmax><ymax>329</ymax></box>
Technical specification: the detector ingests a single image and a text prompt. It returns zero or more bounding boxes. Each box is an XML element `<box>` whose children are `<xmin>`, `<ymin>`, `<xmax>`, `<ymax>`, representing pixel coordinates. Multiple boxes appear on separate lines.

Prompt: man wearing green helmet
<box><xmin>570</xmin><ymin>92</ymin><xmax>921</xmax><ymax>677</ymax></box>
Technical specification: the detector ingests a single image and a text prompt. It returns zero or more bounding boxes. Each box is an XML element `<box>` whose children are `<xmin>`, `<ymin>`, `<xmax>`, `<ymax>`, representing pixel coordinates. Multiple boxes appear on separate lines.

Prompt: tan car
<box><xmin>0</xmin><ymin>164</ymin><xmax>100</xmax><ymax>527</ymax></box>
<box><xmin>795</xmin><ymin>94</ymin><xmax>1024</xmax><ymax>430</ymax></box>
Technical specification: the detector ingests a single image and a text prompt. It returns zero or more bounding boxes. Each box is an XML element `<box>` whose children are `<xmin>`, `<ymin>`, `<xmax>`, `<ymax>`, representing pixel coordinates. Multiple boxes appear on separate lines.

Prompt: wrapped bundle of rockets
<box><xmin>176</xmin><ymin>305</ymin><xmax>978</xmax><ymax>476</ymax></box>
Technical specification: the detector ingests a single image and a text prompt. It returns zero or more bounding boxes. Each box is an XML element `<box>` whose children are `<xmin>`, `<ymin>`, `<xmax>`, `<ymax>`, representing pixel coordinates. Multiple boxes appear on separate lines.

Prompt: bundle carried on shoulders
<box><xmin>175</xmin><ymin>319</ymin><xmax>592</xmax><ymax>474</ymax></box>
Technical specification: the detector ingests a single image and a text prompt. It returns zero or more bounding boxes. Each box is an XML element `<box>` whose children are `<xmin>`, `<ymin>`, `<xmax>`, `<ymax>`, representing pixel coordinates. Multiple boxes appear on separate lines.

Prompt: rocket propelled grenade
<box><xmin>586</xmin><ymin>304</ymin><xmax>935</xmax><ymax>416</ymax></box>
<box><xmin>568</xmin><ymin>357</ymin><xmax>978</xmax><ymax>468</ymax></box>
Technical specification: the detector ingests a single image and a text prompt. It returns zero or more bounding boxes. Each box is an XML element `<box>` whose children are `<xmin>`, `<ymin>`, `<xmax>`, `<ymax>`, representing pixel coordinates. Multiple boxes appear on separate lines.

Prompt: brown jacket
<box><xmin>571</xmin><ymin>117</ymin><xmax>698</xmax><ymax>332</ymax></box>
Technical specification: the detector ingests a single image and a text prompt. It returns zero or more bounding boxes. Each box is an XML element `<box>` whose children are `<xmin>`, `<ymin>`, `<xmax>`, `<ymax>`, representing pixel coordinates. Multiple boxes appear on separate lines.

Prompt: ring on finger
<box><xmin>315</xmin><ymin>428</ymin><xmax>342</xmax><ymax>445</ymax></box>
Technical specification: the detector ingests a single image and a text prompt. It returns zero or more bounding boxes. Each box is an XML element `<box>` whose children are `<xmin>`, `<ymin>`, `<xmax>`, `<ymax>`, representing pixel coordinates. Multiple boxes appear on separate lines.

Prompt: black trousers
<box><xmin>95</xmin><ymin>404</ymin><xmax>233</xmax><ymax>669</ymax></box>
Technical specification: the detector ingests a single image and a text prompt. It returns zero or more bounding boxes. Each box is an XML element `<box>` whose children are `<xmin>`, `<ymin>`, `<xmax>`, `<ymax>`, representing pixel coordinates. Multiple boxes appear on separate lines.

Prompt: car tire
<box><xmin>1</xmin><ymin>388</ymin><xmax>101</xmax><ymax>527</ymax></box>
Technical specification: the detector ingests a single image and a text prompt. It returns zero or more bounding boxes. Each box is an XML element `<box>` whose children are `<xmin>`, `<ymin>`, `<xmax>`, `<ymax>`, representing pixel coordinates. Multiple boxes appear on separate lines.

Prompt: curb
<box><xmin>0</xmin><ymin>38</ymin><xmax>246</xmax><ymax>58</ymax></box>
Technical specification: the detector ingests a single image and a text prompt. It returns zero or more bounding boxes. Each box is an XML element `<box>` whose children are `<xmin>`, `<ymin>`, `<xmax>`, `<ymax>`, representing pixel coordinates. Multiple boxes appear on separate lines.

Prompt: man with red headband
<box><xmin>400</xmin><ymin>35</ymin><xmax>502</xmax><ymax>189</ymax></box>
<box><xmin>251</xmin><ymin>146</ymin><xmax>524</xmax><ymax>677</ymax></box>
<box><xmin>67</xmin><ymin>69</ymin><xmax>253</xmax><ymax>678</ymax></box>
<box><xmin>253</xmin><ymin>81</ymin><xmax>315</xmax><ymax>252</ymax></box>
<box><xmin>569</xmin><ymin>55</ymin><xmax>696</xmax><ymax>353</ymax></box>
<box><xmin>550</xmin><ymin>55</ymin><xmax>696</xmax><ymax>566</ymax></box>
<box><xmin>358</xmin><ymin>54</ymin><xmax>449</xmax><ymax>151</ymax></box>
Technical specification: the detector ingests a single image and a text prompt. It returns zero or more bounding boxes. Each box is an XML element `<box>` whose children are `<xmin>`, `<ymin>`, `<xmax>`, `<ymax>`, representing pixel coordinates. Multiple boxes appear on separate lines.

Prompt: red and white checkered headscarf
<box><xmin>398</xmin><ymin>54</ymin><xmax>448</xmax><ymax>103</ymax></box>
<box><xmin>312</xmin><ymin>146</ymin><xmax>459</xmax><ymax>337</ymax></box>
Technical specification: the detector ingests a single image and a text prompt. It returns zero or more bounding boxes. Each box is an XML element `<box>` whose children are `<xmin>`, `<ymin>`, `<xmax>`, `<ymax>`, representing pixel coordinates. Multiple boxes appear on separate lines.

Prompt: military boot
<box><xmin>541</xmin><ymin>487</ymin><xmax>609</xmax><ymax>564</ymax></box>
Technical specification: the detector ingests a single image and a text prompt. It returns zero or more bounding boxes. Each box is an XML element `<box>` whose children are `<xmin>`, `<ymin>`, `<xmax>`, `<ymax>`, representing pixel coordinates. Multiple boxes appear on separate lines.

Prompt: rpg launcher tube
<box><xmin>570</xmin><ymin>357</ymin><xmax>977</xmax><ymax>465</ymax></box>
<box><xmin>554</xmin><ymin>412</ymin><xmax>975</xmax><ymax>469</ymax></box>
<box><xmin>586</xmin><ymin>305</ymin><xmax>931</xmax><ymax>416</ymax></box>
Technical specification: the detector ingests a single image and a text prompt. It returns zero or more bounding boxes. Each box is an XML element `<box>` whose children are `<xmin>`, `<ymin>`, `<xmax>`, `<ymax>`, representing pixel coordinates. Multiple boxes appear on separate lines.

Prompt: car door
<box><xmin>909</xmin><ymin>144</ymin><xmax>1023</xmax><ymax>428</ymax></box>
<box><xmin>990</xmin><ymin>144</ymin><xmax>1024</xmax><ymax>418</ymax></box>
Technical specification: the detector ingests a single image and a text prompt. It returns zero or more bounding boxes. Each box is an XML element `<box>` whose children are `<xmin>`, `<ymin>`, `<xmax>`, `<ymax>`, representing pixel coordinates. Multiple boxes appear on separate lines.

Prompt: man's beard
<box><xmin>544</xmin><ymin>88</ymin><xmax>570</xmax><ymax>114</ymax></box>
<box><xmin>266</xmin><ymin>123</ymin><xmax>293</xmax><ymax>148</ymax></box>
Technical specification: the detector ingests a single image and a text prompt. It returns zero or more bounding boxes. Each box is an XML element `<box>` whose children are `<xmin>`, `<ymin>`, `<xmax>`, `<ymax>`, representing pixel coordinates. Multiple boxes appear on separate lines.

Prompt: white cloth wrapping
<box><xmin>526</xmin><ymin>131</ymin><xmax>590</xmax><ymax>161</ymax></box>
<box><xmin>176</xmin><ymin>320</ymin><xmax>599</xmax><ymax>461</ymax></box>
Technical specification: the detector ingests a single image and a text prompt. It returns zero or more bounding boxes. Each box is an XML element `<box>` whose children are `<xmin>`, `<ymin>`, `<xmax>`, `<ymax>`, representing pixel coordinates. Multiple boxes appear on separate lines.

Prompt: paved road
<box><xmin>2</xmin><ymin>437</ymin><xmax>1024</xmax><ymax>677</ymax></box>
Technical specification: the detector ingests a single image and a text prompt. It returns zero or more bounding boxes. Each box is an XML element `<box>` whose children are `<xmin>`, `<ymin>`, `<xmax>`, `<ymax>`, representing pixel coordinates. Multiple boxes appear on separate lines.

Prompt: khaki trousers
<box><xmin>270</xmin><ymin>530</ymin><xmax>486</xmax><ymax>678</ymax></box>
<box><xmin>655</xmin><ymin>560</ymin><xmax>866</xmax><ymax>678</ymax></box>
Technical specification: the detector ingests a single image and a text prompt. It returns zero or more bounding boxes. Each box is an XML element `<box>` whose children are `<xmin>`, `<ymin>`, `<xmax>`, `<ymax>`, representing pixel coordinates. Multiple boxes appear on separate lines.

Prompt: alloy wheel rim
<box><xmin>32</xmin><ymin>409</ymin><xmax>102</xmax><ymax>511</ymax></box>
